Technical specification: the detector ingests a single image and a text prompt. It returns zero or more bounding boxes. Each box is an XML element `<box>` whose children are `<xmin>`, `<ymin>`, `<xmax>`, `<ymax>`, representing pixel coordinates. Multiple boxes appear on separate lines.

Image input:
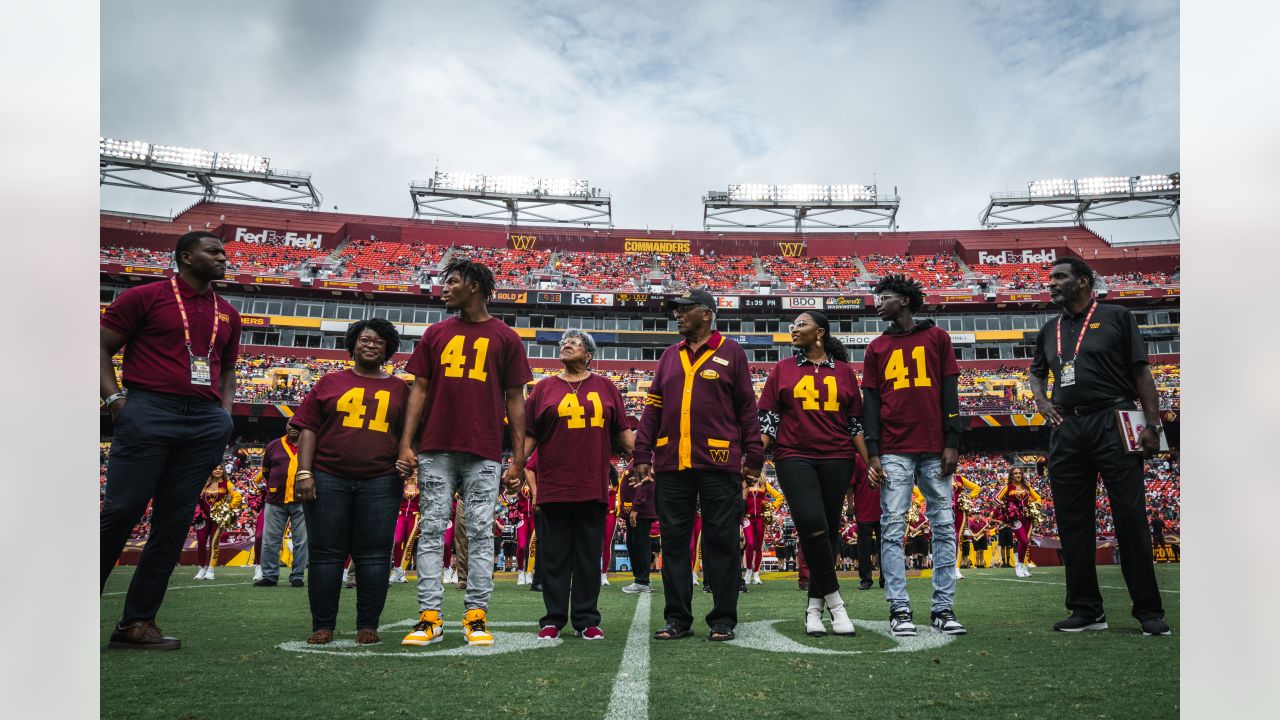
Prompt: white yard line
<box><xmin>603</xmin><ymin>592</ymin><xmax>651</xmax><ymax>720</ymax></box>
<box><xmin>102</xmin><ymin>581</ymin><xmax>243</xmax><ymax>597</ymax></box>
<box><xmin>966</xmin><ymin>572</ymin><xmax>1180</xmax><ymax>594</ymax></box>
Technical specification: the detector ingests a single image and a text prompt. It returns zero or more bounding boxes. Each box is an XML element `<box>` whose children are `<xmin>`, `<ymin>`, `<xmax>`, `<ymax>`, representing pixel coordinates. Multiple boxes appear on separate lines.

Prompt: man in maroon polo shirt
<box><xmin>632</xmin><ymin>289</ymin><xmax>764</xmax><ymax>642</ymax></box>
<box><xmin>100</xmin><ymin>231</ymin><xmax>240</xmax><ymax>650</ymax></box>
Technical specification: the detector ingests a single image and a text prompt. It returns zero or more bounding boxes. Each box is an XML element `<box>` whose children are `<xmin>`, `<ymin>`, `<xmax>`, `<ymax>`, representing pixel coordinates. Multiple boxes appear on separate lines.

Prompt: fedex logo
<box><xmin>976</xmin><ymin>249</ymin><xmax>1057</xmax><ymax>265</ymax></box>
<box><xmin>234</xmin><ymin>227</ymin><xmax>324</xmax><ymax>249</ymax></box>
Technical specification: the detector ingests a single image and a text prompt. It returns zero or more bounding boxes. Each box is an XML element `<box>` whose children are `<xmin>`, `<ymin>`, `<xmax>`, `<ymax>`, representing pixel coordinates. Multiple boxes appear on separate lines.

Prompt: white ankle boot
<box><xmin>752</xmin><ymin>571</ymin><xmax>762</xmax><ymax>585</ymax></box>
<box><xmin>205</xmin><ymin>567</ymin><xmax>215</xmax><ymax>580</ymax></box>
<box><xmin>824</xmin><ymin>591</ymin><xmax>856</xmax><ymax>636</ymax></box>
<box><xmin>601</xmin><ymin>572</ymin><xmax>610</xmax><ymax>586</ymax></box>
<box><xmin>252</xmin><ymin>565</ymin><xmax>263</xmax><ymax>582</ymax></box>
<box><xmin>194</xmin><ymin>566</ymin><xmax>207</xmax><ymax>580</ymax></box>
<box><xmin>805</xmin><ymin>597</ymin><xmax>828</xmax><ymax>637</ymax></box>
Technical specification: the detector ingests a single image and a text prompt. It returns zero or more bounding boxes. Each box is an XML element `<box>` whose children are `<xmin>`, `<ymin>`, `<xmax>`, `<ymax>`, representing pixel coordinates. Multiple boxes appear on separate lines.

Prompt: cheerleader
<box><xmin>998</xmin><ymin>467</ymin><xmax>1043</xmax><ymax>577</ymax></box>
<box><xmin>513</xmin><ymin>486</ymin><xmax>535</xmax><ymax>584</ymax></box>
<box><xmin>951</xmin><ymin>475</ymin><xmax>981</xmax><ymax>578</ymax></box>
<box><xmin>601</xmin><ymin>468</ymin><xmax>621</xmax><ymax>586</ymax></box>
<box><xmin>742</xmin><ymin>476</ymin><xmax>783</xmax><ymax>585</ymax></box>
<box><xmin>247</xmin><ymin>473</ymin><xmax>268</xmax><ymax>582</ymax></box>
<box><xmin>389</xmin><ymin>477</ymin><xmax>420</xmax><ymax>584</ymax></box>
<box><xmin>192</xmin><ymin>465</ymin><xmax>242</xmax><ymax>580</ymax></box>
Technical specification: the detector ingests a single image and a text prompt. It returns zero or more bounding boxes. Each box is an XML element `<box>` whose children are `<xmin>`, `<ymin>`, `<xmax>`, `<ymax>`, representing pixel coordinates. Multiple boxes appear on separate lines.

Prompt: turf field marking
<box><xmin>727</xmin><ymin>618</ymin><xmax>954</xmax><ymax>655</ymax></box>
<box><xmin>966</xmin><ymin>572</ymin><xmax>1181</xmax><ymax>594</ymax></box>
<box><xmin>101</xmin><ymin>581</ymin><xmax>243</xmax><ymax>597</ymax></box>
<box><xmin>603</xmin><ymin>591</ymin><xmax>650</xmax><ymax>720</ymax></box>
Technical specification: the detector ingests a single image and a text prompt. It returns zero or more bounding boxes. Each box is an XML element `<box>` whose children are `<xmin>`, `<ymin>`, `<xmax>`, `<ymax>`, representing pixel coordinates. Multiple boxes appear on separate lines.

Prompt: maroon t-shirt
<box><xmin>525</xmin><ymin>373</ymin><xmax>627</xmax><ymax>504</ymax></box>
<box><xmin>758</xmin><ymin>358</ymin><xmax>863</xmax><ymax>460</ymax></box>
<box><xmin>291</xmin><ymin>369</ymin><xmax>409</xmax><ymax>478</ymax></box>
<box><xmin>101</xmin><ymin>275</ymin><xmax>241</xmax><ymax>402</ymax></box>
<box><xmin>861</xmin><ymin>325</ymin><xmax>960</xmax><ymax>454</ymax></box>
<box><xmin>850</xmin><ymin>455</ymin><xmax>880</xmax><ymax>522</ymax></box>
<box><xmin>406</xmin><ymin>316</ymin><xmax>533</xmax><ymax>462</ymax></box>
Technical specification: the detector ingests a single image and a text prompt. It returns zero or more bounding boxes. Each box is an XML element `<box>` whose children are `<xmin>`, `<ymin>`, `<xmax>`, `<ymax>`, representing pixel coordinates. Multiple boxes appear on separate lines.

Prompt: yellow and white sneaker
<box><xmin>463</xmin><ymin>608</ymin><xmax>494</xmax><ymax>646</ymax></box>
<box><xmin>401</xmin><ymin>610</ymin><xmax>444</xmax><ymax>646</ymax></box>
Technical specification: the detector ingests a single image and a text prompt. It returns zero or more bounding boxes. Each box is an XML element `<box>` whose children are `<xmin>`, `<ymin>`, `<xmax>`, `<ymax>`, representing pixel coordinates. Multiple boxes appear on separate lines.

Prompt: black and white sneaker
<box><xmin>1053</xmin><ymin>614</ymin><xmax>1108</xmax><ymax>632</ymax></box>
<box><xmin>930</xmin><ymin>608</ymin><xmax>967</xmax><ymax>635</ymax></box>
<box><xmin>889</xmin><ymin>607</ymin><xmax>916</xmax><ymax>637</ymax></box>
<box><xmin>1140</xmin><ymin>618</ymin><xmax>1171</xmax><ymax>636</ymax></box>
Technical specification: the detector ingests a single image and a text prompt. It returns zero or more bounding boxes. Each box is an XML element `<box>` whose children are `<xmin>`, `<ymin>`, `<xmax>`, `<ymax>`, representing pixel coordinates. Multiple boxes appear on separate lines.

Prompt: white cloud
<box><xmin>102</xmin><ymin>0</ymin><xmax>1178</xmax><ymax>239</ymax></box>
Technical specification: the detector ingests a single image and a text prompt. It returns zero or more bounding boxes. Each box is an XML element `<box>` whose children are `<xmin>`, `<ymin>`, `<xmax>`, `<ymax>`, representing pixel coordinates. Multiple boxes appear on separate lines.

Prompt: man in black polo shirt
<box><xmin>100</xmin><ymin>231</ymin><xmax>240</xmax><ymax>650</ymax></box>
<box><xmin>1029</xmin><ymin>257</ymin><xmax>1170</xmax><ymax>636</ymax></box>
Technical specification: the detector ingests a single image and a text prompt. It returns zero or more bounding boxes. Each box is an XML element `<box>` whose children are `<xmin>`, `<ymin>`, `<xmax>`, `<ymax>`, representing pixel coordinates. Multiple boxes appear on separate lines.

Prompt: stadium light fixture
<box><xmin>216</xmin><ymin>152</ymin><xmax>270</xmax><ymax>174</ymax></box>
<box><xmin>151</xmin><ymin>144</ymin><xmax>215</xmax><ymax>169</ymax></box>
<box><xmin>1076</xmin><ymin>176</ymin><xmax>1129</xmax><ymax>196</ymax></box>
<box><xmin>430</xmin><ymin>171</ymin><xmax>593</xmax><ymax>197</ymax></box>
<box><xmin>1134</xmin><ymin>173</ymin><xmax>1179</xmax><ymax>192</ymax></box>
<box><xmin>1027</xmin><ymin>178</ymin><xmax>1075</xmax><ymax>197</ymax></box>
<box><xmin>99</xmin><ymin>137</ymin><xmax>151</xmax><ymax>161</ymax></box>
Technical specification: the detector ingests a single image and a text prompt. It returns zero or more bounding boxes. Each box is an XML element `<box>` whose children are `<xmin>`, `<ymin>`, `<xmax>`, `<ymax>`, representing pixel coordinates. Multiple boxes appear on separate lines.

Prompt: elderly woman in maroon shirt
<box><xmin>523</xmin><ymin>329</ymin><xmax>633</xmax><ymax>641</ymax></box>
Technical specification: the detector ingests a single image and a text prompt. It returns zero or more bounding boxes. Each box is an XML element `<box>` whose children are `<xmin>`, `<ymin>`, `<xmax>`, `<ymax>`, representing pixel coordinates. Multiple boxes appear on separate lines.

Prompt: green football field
<box><xmin>101</xmin><ymin>564</ymin><xmax>1179</xmax><ymax>719</ymax></box>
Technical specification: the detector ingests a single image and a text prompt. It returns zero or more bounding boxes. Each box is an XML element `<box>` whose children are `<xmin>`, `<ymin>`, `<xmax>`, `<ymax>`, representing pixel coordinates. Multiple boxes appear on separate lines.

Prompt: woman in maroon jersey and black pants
<box><xmin>291</xmin><ymin>318</ymin><xmax>410</xmax><ymax>646</ymax></box>
<box><xmin>758</xmin><ymin>311</ymin><xmax>874</xmax><ymax>638</ymax></box>
<box><xmin>523</xmin><ymin>329</ymin><xmax>634</xmax><ymax>641</ymax></box>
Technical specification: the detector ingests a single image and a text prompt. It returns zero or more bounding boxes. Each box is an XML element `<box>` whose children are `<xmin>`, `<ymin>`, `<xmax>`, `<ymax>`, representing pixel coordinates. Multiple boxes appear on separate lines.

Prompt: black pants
<box><xmin>775</xmin><ymin>457</ymin><xmax>857</xmax><ymax>599</ymax></box>
<box><xmin>656</xmin><ymin>470</ymin><xmax>743</xmax><ymax>630</ymax></box>
<box><xmin>626</xmin><ymin>517</ymin><xmax>656</xmax><ymax>585</ymax></box>
<box><xmin>100</xmin><ymin>389</ymin><xmax>233</xmax><ymax>624</ymax></box>
<box><xmin>538</xmin><ymin>501</ymin><xmax>606</xmax><ymax>631</ymax></box>
<box><xmin>532</xmin><ymin>510</ymin><xmax>546</xmax><ymax>586</ymax></box>
<box><xmin>302</xmin><ymin>471</ymin><xmax>401</xmax><ymax>631</ymax></box>
<box><xmin>857</xmin><ymin>521</ymin><xmax>882</xmax><ymax>582</ymax></box>
<box><xmin>1049</xmin><ymin>409</ymin><xmax>1164</xmax><ymax>621</ymax></box>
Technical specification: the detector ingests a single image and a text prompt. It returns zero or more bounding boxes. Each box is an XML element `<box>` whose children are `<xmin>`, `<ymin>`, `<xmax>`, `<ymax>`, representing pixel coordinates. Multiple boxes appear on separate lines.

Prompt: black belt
<box><xmin>1055</xmin><ymin>397</ymin><xmax>1133</xmax><ymax>416</ymax></box>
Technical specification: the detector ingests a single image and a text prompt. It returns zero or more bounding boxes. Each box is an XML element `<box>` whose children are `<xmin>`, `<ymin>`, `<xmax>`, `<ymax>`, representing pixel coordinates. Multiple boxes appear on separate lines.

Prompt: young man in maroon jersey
<box><xmin>632</xmin><ymin>289</ymin><xmax>764</xmax><ymax>642</ymax></box>
<box><xmin>863</xmin><ymin>274</ymin><xmax>967</xmax><ymax>637</ymax></box>
<box><xmin>398</xmin><ymin>259</ymin><xmax>533</xmax><ymax>648</ymax></box>
<box><xmin>100</xmin><ymin>231</ymin><xmax>239</xmax><ymax>650</ymax></box>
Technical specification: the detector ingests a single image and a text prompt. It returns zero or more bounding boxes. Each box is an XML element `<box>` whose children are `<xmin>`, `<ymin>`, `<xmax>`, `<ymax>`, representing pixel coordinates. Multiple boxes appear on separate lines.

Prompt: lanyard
<box><xmin>1055</xmin><ymin>300</ymin><xmax>1096</xmax><ymax>363</ymax></box>
<box><xmin>170</xmin><ymin>276</ymin><xmax>219</xmax><ymax>357</ymax></box>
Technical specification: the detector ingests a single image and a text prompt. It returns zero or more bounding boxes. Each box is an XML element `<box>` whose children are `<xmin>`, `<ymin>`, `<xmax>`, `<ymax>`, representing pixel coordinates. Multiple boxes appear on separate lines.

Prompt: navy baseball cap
<box><xmin>666</xmin><ymin>289</ymin><xmax>716</xmax><ymax>311</ymax></box>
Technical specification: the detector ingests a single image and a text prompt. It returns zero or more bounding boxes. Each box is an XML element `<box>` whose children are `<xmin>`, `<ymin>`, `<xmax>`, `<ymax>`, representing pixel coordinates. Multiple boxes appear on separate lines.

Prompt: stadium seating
<box><xmin>451</xmin><ymin>245</ymin><xmax>552</xmax><ymax>287</ymax></box>
<box><xmin>331</xmin><ymin>239</ymin><xmax>446</xmax><ymax>283</ymax></box>
<box><xmin>223</xmin><ymin>240</ymin><xmax>329</xmax><ymax>276</ymax></box>
<box><xmin>861</xmin><ymin>253</ymin><xmax>967</xmax><ymax>287</ymax></box>
<box><xmin>100</xmin><ymin>244</ymin><xmax>172</xmax><ymax>267</ymax></box>
<box><xmin>759</xmin><ymin>256</ymin><xmax>859</xmax><ymax>291</ymax></box>
<box><xmin>971</xmin><ymin>262</ymin><xmax>1051</xmax><ymax>290</ymax></box>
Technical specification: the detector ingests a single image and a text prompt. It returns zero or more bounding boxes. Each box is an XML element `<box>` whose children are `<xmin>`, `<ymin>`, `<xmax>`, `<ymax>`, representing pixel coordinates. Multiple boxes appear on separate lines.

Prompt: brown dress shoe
<box><xmin>306</xmin><ymin>629</ymin><xmax>334</xmax><ymax>645</ymax></box>
<box><xmin>108</xmin><ymin>620</ymin><xmax>181</xmax><ymax>650</ymax></box>
<box><xmin>355</xmin><ymin>628</ymin><xmax>380</xmax><ymax>645</ymax></box>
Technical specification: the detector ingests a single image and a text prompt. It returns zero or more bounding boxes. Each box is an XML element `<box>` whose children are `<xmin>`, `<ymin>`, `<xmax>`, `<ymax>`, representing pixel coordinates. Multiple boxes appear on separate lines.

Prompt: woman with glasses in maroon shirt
<box><xmin>758</xmin><ymin>311</ymin><xmax>874</xmax><ymax>638</ymax></box>
<box><xmin>290</xmin><ymin>318</ymin><xmax>410</xmax><ymax>646</ymax></box>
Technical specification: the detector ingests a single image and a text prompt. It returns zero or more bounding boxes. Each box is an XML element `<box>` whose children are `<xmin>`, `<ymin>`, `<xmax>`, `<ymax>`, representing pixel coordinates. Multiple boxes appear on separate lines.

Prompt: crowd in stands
<box><xmin>759</xmin><ymin>255</ymin><xmax>858</xmax><ymax>291</ymax></box>
<box><xmin>551</xmin><ymin>252</ymin><xmax>651</xmax><ymax>291</ymax></box>
<box><xmin>100</xmin><ymin>244</ymin><xmax>172</xmax><ymax>267</ymax></box>
<box><xmin>222</xmin><ymin>240</ymin><xmax>329</xmax><ymax>276</ymax></box>
<box><xmin>331</xmin><ymin>239</ymin><xmax>447</xmax><ymax>283</ymax></box>
<box><xmin>862</xmin><ymin>253</ymin><xmax>966</xmax><ymax>288</ymax></box>
<box><xmin>1102</xmin><ymin>271</ymin><xmax>1174</xmax><ymax>288</ymax></box>
<box><xmin>665</xmin><ymin>253</ymin><xmax>758</xmax><ymax>292</ymax></box>
<box><xmin>972</xmin><ymin>261</ymin><xmax>1051</xmax><ymax>290</ymax></box>
<box><xmin>452</xmin><ymin>245</ymin><xmax>553</xmax><ymax>287</ymax></box>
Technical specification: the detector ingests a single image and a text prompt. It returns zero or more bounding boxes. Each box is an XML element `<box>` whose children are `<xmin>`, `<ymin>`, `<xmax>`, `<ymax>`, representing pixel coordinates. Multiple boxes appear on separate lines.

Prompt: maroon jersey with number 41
<box><xmin>290</xmin><ymin>369</ymin><xmax>409</xmax><ymax>478</ymax></box>
<box><xmin>861</xmin><ymin>324</ymin><xmax>959</xmax><ymax>454</ymax></box>
<box><xmin>758</xmin><ymin>358</ymin><xmax>864</xmax><ymax>461</ymax></box>
<box><xmin>405</xmin><ymin>316</ymin><xmax>533</xmax><ymax>462</ymax></box>
<box><xmin>525</xmin><ymin>374</ymin><xmax>627</xmax><ymax>504</ymax></box>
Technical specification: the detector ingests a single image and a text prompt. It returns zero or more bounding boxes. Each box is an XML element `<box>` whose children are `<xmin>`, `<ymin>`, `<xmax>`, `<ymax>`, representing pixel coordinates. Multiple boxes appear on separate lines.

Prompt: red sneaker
<box><xmin>578</xmin><ymin>626</ymin><xmax>605</xmax><ymax>641</ymax></box>
<box><xmin>537</xmin><ymin>626</ymin><xmax>560</xmax><ymax>641</ymax></box>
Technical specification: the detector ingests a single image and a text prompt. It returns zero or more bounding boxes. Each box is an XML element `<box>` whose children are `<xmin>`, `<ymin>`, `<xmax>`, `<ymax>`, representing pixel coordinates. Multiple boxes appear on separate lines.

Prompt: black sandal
<box><xmin>708</xmin><ymin>625</ymin><xmax>736</xmax><ymax>642</ymax></box>
<box><xmin>653</xmin><ymin>623</ymin><xmax>693</xmax><ymax>640</ymax></box>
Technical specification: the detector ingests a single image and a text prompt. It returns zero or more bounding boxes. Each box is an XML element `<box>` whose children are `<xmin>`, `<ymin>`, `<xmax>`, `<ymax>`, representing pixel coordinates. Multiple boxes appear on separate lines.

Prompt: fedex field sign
<box><xmin>234</xmin><ymin>227</ymin><xmax>325</xmax><ymax>250</ymax></box>
<box><xmin>976</xmin><ymin>249</ymin><xmax>1057</xmax><ymax>265</ymax></box>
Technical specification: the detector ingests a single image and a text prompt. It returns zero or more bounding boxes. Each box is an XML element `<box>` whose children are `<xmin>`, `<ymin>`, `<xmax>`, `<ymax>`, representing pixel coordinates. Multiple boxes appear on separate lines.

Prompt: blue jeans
<box><xmin>879</xmin><ymin>453</ymin><xmax>957</xmax><ymax>613</ymax></box>
<box><xmin>260</xmin><ymin>502</ymin><xmax>308</xmax><ymax>582</ymax></box>
<box><xmin>414</xmin><ymin>452</ymin><xmax>503</xmax><ymax>612</ymax></box>
<box><xmin>302</xmin><ymin>471</ymin><xmax>401</xmax><ymax>631</ymax></box>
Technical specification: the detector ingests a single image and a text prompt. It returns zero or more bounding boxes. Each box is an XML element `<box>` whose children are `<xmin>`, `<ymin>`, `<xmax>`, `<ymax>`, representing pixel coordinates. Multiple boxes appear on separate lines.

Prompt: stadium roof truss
<box><xmin>702</xmin><ymin>185</ymin><xmax>900</xmax><ymax>232</ymax></box>
<box><xmin>981</xmin><ymin>174</ymin><xmax>1179</xmax><ymax>237</ymax></box>
<box><xmin>99</xmin><ymin>139</ymin><xmax>322</xmax><ymax>209</ymax></box>
<box><xmin>410</xmin><ymin>172</ymin><xmax>612</xmax><ymax>227</ymax></box>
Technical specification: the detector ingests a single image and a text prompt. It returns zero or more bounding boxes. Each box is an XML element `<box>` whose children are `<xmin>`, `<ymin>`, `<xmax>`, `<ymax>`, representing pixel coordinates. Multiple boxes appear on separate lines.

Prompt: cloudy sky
<box><xmin>100</xmin><ymin>0</ymin><xmax>1179</xmax><ymax>241</ymax></box>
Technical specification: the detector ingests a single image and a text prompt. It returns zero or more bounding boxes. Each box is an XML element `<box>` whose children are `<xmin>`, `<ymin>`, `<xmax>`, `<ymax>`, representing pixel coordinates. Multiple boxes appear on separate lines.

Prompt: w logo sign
<box><xmin>510</xmin><ymin>235</ymin><xmax>538</xmax><ymax>250</ymax></box>
<box><xmin>778</xmin><ymin>242</ymin><xmax>805</xmax><ymax>257</ymax></box>
<box><xmin>710</xmin><ymin>449</ymin><xmax>729</xmax><ymax>463</ymax></box>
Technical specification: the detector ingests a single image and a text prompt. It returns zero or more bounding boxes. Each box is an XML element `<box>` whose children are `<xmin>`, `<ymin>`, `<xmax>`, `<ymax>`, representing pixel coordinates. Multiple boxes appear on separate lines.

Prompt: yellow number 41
<box><xmin>793</xmin><ymin>375</ymin><xmax>840</xmax><ymax>411</ymax></box>
<box><xmin>335</xmin><ymin>386</ymin><xmax>392</xmax><ymax>433</ymax></box>
<box><xmin>883</xmin><ymin>346</ymin><xmax>933</xmax><ymax>390</ymax></box>
<box><xmin>557</xmin><ymin>391</ymin><xmax>605</xmax><ymax>429</ymax></box>
<box><xmin>441</xmin><ymin>335</ymin><xmax>490</xmax><ymax>382</ymax></box>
